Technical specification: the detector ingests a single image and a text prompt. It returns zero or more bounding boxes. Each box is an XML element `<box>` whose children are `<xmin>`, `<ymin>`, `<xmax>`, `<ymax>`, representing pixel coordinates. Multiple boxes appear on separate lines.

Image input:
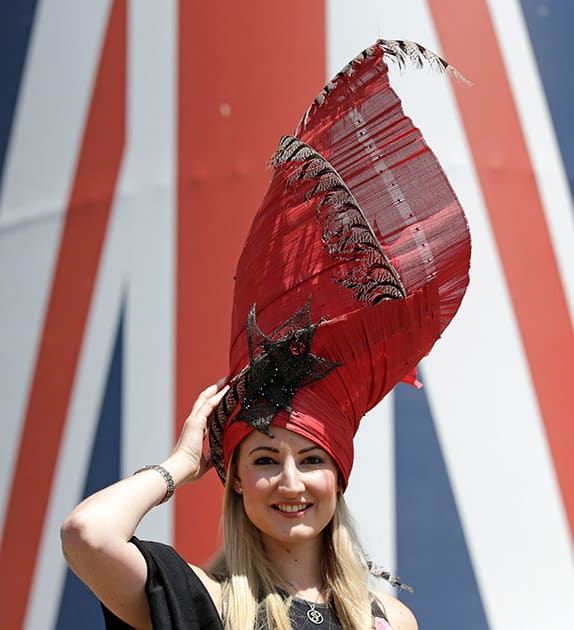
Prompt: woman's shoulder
<box><xmin>373</xmin><ymin>590</ymin><xmax>418</xmax><ymax>630</ymax></box>
<box><xmin>189</xmin><ymin>564</ymin><xmax>223</xmax><ymax>613</ymax></box>
<box><xmin>132</xmin><ymin>538</ymin><xmax>224</xmax><ymax>616</ymax></box>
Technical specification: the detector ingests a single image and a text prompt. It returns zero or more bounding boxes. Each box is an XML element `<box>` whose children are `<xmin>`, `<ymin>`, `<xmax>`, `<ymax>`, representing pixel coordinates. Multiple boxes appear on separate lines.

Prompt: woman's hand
<box><xmin>167</xmin><ymin>378</ymin><xmax>229</xmax><ymax>484</ymax></box>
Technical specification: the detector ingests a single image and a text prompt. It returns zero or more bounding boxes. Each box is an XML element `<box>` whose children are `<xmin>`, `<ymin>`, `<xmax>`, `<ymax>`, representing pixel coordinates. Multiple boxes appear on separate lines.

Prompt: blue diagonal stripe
<box><xmin>519</xmin><ymin>0</ymin><xmax>574</xmax><ymax>213</ymax></box>
<box><xmin>56</xmin><ymin>308</ymin><xmax>124</xmax><ymax>630</ymax></box>
<box><xmin>0</xmin><ymin>3</ymin><xmax>39</xmax><ymax>200</ymax></box>
<box><xmin>394</xmin><ymin>378</ymin><xmax>489</xmax><ymax>630</ymax></box>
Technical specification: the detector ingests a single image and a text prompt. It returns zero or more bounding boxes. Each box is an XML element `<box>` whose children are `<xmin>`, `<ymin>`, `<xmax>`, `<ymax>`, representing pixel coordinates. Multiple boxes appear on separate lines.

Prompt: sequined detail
<box><xmin>231</xmin><ymin>298</ymin><xmax>340</xmax><ymax>435</ymax></box>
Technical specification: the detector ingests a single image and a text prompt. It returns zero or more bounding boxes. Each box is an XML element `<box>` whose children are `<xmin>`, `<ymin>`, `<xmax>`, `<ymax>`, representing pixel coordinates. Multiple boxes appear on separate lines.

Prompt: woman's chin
<box><xmin>261</xmin><ymin>524</ymin><xmax>324</xmax><ymax>547</ymax></box>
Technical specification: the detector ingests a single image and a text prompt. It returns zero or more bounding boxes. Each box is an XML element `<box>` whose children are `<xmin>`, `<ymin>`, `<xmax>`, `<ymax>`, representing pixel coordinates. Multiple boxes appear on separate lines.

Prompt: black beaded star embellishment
<box><xmin>231</xmin><ymin>298</ymin><xmax>340</xmax><ymax>435</ymax></box>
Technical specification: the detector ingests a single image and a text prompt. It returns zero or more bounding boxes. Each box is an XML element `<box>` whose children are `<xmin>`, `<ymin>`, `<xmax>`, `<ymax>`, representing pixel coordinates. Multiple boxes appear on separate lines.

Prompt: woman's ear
<box><xmin>231</xmin><ymin>474</ymin><xmax>243</xmax><ymax>495</ymax></box>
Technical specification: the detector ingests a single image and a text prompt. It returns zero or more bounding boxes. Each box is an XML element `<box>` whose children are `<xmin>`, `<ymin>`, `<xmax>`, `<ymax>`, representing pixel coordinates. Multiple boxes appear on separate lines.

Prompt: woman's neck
<box><xmin>262</xmin><ymin>535</ymin><xmax>327</xmax><ymax>602</ymax></box>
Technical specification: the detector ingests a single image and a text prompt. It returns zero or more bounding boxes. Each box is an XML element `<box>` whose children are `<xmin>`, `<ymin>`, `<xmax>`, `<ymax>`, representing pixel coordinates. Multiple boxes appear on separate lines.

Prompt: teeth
<box><xmin>276</xmin><ymin>503</ymin><xmax>308</xmax><ymax>513</ymax></box>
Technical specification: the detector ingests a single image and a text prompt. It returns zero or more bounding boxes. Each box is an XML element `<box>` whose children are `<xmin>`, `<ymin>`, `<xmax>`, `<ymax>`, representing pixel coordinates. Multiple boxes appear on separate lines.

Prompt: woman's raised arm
<box><xmin>60</xmin><ymin>381</ymin><xmax>228</xmax><ymax>629</ymax></box>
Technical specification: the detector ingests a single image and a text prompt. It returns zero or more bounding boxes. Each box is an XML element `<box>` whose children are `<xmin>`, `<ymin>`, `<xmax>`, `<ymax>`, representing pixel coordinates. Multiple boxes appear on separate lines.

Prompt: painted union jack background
<box><xmin>1</xmin><ymin>1</ymin><xmax>573</xmax><ymax>628</ymax></box>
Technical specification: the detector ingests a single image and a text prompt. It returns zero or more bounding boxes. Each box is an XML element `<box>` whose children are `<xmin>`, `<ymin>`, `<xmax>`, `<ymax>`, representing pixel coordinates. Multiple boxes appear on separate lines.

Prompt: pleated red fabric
<box><xmin>209</xmin><ymin>40</ymin><xmax>471</xmax><ymax>485</ymax></box>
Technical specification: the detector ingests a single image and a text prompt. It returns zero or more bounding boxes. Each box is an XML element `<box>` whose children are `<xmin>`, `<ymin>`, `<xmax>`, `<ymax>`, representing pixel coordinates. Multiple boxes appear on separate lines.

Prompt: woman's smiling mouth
<box><xmin>272</xmin><ymin>503</ymin><xmax>311</xmax><ymax>514</ymax></box>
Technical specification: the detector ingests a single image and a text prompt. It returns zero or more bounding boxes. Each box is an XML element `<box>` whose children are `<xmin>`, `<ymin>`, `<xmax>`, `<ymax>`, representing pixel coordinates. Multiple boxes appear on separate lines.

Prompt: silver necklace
<box><xmin>298</xmin><ymin>587</ymin><xmax>326</xmax><ymax>625</ymax></box>
<box><xmin>280</xmin><ymin>579</ymin><xmax>327</xmax><ymax>625</ymax></box>
<box><xmin>305</xmin><ymin>596</ymin><xmax>325</xmax><ymax>625</ymax></box>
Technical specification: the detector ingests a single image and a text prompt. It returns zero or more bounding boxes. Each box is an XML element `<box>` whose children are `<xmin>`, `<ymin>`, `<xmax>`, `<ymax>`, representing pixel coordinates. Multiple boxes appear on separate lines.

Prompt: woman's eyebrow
<box><xmin>247</xmin><ymin>445</ymin><xmax>324</xmax><ymax>455</ymax></box>
<box><xmin>248</xmin><ymin>446</ymin><xmax>279</xmax><ymax>455</ymax></box>
<box><xmin>298</xmin><ymin>446</ymin><xmax>325</xmax><ymax>454</ymax></box>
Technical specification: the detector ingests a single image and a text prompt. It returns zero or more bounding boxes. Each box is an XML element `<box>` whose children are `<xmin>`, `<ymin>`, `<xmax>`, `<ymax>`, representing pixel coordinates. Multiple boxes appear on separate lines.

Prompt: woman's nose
<box><xmin>277</xmin><ymin>459</ymin><xmax>305</xmax><ymax>493</ymax></box>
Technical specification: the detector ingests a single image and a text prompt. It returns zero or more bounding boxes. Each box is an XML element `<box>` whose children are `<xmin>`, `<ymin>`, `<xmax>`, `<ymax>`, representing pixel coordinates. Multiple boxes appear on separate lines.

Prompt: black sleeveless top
<box><xmin>101</xmin><ymin>537</ymin><xmax>391</xmax><ymax>629</ymax></box>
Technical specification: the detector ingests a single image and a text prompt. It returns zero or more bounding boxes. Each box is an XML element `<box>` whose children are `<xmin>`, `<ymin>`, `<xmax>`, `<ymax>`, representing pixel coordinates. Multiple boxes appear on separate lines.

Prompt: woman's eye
<box><xmin>254</xmin><ymin>457</ymin><xmax>277</xmax><ymax>465</ymax></box>
<box><xmin>303</xmin><ymin>455</ymin><xmax>324</xmax><ymax>465</ymax></box>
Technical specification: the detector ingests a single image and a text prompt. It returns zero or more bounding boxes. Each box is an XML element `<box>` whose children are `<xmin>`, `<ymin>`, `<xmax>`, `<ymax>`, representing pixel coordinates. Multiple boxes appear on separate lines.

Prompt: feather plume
<box><xmin>367</xmin><ymin>561</ymin><xmax>415</xmax><ymax>593</ymax></box>
<box><xmin>299</xmin><ymin>38</ymin><xmax>471</xmax><ymax>131</ymax></box>
<box><xmin>273</xmin><ymin>136</ymin><xmax>406</xmax><ymax>302</ymax></box>
<box><xmin>378</xmin><ymin>39</ymin><xmax>472</xmax><ymax>85</ymax></box>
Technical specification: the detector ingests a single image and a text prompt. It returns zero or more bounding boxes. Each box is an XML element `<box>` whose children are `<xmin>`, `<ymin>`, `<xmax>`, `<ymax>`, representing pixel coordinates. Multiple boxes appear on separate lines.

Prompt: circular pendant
<box><xmin>307</xmin><ymin>607</ymin><xmax>324</xmax><ymax>625</ymax></box>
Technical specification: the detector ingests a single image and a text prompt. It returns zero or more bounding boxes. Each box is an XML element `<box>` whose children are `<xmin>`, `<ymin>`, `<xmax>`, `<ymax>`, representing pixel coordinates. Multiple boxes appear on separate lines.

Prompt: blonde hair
<box><xmin>209</xmin><ymin>458</ymin><xmax>376</xmax><ymax>630</ymax></box>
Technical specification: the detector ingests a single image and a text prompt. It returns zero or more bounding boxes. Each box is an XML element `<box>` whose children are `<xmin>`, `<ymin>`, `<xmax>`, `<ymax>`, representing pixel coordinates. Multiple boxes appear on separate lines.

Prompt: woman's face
<box><xmin>233</xmin><ymin>426</ymin><xmax>339</xmax><ymax>548</ymax></box>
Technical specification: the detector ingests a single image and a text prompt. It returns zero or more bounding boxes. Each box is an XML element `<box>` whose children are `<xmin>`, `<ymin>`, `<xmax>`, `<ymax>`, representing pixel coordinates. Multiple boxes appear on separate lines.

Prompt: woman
<box><xmin>61</xmin><ymin>381</ymin><xmax>415</xmax><ymax>629</ymax></box>
<box><xmin>62</xmin><ymin>39</ymin><xmax>470</xmax><ymax>629</ymax></box>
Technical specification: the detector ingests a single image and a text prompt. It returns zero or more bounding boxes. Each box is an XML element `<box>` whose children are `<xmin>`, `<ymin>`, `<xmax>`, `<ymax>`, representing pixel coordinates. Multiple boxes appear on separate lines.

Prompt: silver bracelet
<box><xmin>133</xmin><ymin>464</ymin><xmax>175</xmax><ymax>504</ymax></box>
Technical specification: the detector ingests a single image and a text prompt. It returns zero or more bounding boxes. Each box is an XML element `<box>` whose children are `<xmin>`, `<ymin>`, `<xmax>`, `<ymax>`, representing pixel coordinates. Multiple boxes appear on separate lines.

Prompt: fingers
<box><xmin>190</xmin><ymin>377</ymin><xmax>229</xmax><ymax>417</ymax></box>
<box><xmin>215</xmin><ymin>375</ymin><xmax>229</xmax><ymax>390</ymax></box>
<box><xmin>186</xmin><ymin>380</ymin><xmax>230</xmax><ymax>439</ymax></box>
<box><xmin>200</xmin><ymin>384</ymin><xmax>229</xmax><ymax>428</ymax></box>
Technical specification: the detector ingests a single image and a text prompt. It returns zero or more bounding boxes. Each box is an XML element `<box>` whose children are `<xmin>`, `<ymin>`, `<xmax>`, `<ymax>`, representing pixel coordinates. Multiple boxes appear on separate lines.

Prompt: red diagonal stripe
<box><xmin>176</xmin><ymin>0</ymin><xmax>327</xmax><ymax>563</ymax></box>
<box><xmin>0</xmin><ymin>1</ymin><xmax>126</xmax><ymax>625</ymax></box>
<box><xmin>428</xmin><ymin>0</ymin><xmax>574</xmax><ymax>534</ymax></box>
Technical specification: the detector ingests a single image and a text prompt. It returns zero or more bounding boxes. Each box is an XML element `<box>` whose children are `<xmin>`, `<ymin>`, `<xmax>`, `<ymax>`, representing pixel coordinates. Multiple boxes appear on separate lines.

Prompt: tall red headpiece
<box><xmin>209</xmin><ymin>40</ymin><xmax>471</xmax><ymax>486</ymax></box>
